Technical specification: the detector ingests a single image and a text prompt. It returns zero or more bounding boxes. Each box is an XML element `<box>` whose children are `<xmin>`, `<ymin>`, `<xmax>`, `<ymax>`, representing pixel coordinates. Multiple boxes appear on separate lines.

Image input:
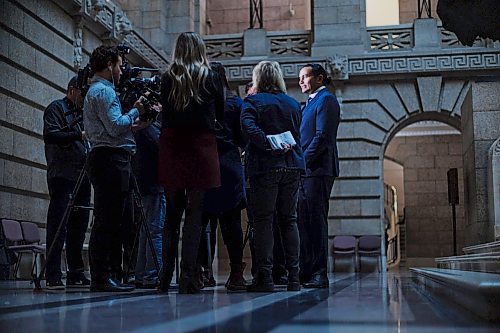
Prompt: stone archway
<box><xmin>383</xmin><ymin>118</ymin><xmax>464</xmax><ymax>267</ymax></box>
<box><xmin>330</xmin><ymin>76</ymin><xmax>470</xmax><ymax>269</ymax></box>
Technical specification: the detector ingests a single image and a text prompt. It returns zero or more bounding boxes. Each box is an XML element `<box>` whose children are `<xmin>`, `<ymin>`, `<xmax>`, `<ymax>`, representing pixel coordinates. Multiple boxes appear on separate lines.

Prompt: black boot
<box><xmin>158</xmin><ymin>228</ymin><xmax>179</xmax><ymax>293</ymax></box>
<box><xmin>179</xmin><ymin>265</ymin><xmax>201</xmax><ymax>294</ymax></box>
<box><xmin>287</xmin><ymin>271</ymin><xmax>301</xmax><ymax>291</ymax></box>
<box><xmin>226</xmin><ymin>262</ymin><xmax>247</xmax><ymax>291</ymax></box>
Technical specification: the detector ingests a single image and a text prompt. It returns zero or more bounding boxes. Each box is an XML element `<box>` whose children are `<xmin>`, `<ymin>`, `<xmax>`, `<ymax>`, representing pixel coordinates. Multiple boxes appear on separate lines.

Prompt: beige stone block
<box><xmin>338</xmin><ymin>141</ymin><xmax>381</xmax><ymax>159</ymax></box>
<box><xmin>435</xmin><ymin>155</ymin><xmax>462</xmax><ymax>168</ymax></box>
<box><xmin>0</xmin><ymin>28</ymin><xmax>9</xmax><ymax>58</ymax></box>
<box><xmin>3</xmin><ymin>160</ymin><xmax>31</xmax><ymax>191</ymax></box>
<box><xmin>337</xmin><ymin>5</ymin><xmax>360</xmax><ymax>23</ymax></box>
<box><xmin>395</xmin><ymin>143</ymin><xmax>417</xmax><ymax>159</ymax></box>
<box><xmin>404</xmin><ymin>168</ymin><xmax>418</xmax><ymax>181</ymax></box>
<box><xmin>473</xmin><ymin>111</ymin><xmax>500</xmax><ymax>141</ymax></box>
<box><xmin>5</xmin><ymin>96</ymin><xmax>44</xmax><ymax>135</ymax></box>
<box><xmin>363</xmin><ymin>102</ymin><xmax>394</xmax><ymax>131</ymax></box>
<box><xmin>417</xmin><ymin>168</ymin><xmax>440</xmax><ymax>181</ymax></box>
<box><xmin>435</xmin><ymin>180</ymin><xmax>448</xmax><ymax>193</ymax></box>
<box><xmin>405</xmin><ymin>180</ymin><xmax>435</xmax><ymax>193</ymax></box>
<box><xmin>1</xmin><ymin>0</ymin><xmax>24</xmax><ymax>33</ymax></box>
<box><xmin>448</xmin><ymin>142</ymin><xmax>463</xmax><ymax>155</ymax></box>
<box><xmin>472</xmin><ymin>82</ymin><xmax>500</xmax><ymax>111</ymax></box>
<box><xmin>0</xmin><ymin>126</ymin><xmax>14</xmax><ymax>155</ymax></box>
<box><xmin>406</xmin><ymin>136</ymin><xmax>435</xmax><ymax>144</ymax></box>
<box><xmin>0</xmin><ymin>94</ymin><xmax>7</xmax><ymax>123</ymax></box>
<box><xmin>369</xmin><ymin>84</ymin><xmax>406</xmax><ymax>122</ymax></box>
<box><xmin>31</xmin><ymin>167</ymin><xmax>48</xmax><ymax>195</ymax></box>
<box><xmin>405</xmin><ymin>155</ymin><xmax>434</xmax><ymax>168</ymax></box>
<box><xmin>339</xmin><ymin>218</ymin><xmax>380</xmax><ymax>235</ymax></box>
<box><xmin>0</xmin><ymin>190</ymin><xmax>11</xmax><ymax>216</ymax></box>
<box><xmin>13</xmin><ymin>132</ymin><xmax>45</xmax><ymax>165</ymax></box>
<box><xmin>331</xmin><ymin>199</ymin><xmax>361</xmax><ymax>216</ymax></box>
<box><xmin>0</xmin><ymin>61</ymin><xmax>18</xmax><ymax>93</ymax></box>
<box><xmin>331</xmin><ymin>178</ymin><xmax>381</xmax><ymax>197</ymax></box>
<box><xmin>142</xmin><ymin>11</ymin><xmax>161</xmax><ymax>28</ymax></box>
<box><xmin>416</xmin><ymin>143</ymin><xmax>448</xmax><ymax>156</ymax></box>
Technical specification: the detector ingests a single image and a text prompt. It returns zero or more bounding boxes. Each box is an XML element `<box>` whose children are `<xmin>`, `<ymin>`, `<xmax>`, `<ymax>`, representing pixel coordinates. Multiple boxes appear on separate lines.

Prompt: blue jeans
<box><xmin>135</xmin><ymin>193</ymin><xmax>165</xmax><ymax>285</ymax></box>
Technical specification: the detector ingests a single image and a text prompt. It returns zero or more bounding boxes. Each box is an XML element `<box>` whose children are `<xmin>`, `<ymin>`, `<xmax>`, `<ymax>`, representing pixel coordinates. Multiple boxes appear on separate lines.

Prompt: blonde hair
<box><xmin>252</xmin><ymin>61</ymin><xmax>287</xmax><ymax>94</ymax></box>
<box><xmin>167</xmin><ymin>32</ymin><xmax>211</xmax><ymax>111</ymax></box>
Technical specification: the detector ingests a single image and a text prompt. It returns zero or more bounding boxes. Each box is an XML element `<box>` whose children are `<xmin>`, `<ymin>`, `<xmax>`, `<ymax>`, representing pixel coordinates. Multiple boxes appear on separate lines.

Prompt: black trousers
<box><xmin>46</xmin><ymin>177</ymin><xmax>90</xmax><ymax>282</ymax></box>
<box><xmin>298</xmin><ymin>176</ymin><xmax>335</xmax><ymax>281</ymax></box>
<box><xmin>163</xmin><ymin>189</ymin><xmax>205</xmax><ymax>275</ymax></box>
<box><xmin>87</xmin><ymin>147</ymin><xmax>133</xmax><ymax>282</ymax></box>
<box><xmin>198</xmin><ymin>204</ymin><xmax>244</xmax><ymax>270</ymax></box>
<box><xmin>249</xmin><ymin>169</ymin><xmax>300</xmax><ymax>280</ymax></box>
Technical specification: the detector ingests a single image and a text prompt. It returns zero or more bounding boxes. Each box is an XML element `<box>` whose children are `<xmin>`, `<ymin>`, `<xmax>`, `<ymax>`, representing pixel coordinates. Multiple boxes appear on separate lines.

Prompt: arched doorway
<box><xmin>383</xmin><ymin>119</ymin><xmax>465</xmax><ymax>268</ymax></box>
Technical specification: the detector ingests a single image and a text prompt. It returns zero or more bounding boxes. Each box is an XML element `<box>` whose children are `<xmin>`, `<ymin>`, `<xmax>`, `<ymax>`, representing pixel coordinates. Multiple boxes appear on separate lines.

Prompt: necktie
<box><xmin>305</xmin><ymin>97</ymin><xmax>312</xmax><ymax>107</ymax></box>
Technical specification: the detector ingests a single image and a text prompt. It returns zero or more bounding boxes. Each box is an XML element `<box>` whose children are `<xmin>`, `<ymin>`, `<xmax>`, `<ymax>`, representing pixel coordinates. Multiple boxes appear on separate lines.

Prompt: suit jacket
<box><xmin>241</xmin><ymin>92</ymin><xmax>305</xmax><ymax>178</ymax></box>
<box><xmin>300</xmin><ymin>88</ymin><xmax>341</xmax><ymax>177</ymax></box>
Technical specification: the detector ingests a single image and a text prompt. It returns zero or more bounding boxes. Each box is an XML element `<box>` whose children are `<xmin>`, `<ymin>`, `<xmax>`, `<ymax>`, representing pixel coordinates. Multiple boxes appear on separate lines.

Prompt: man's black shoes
<box><xmin>247</xmin><ymin>280</ymin><xmax>274</xmax><ymax>292</ymax></box>
<box><xmin>90</xmin><ymin>277</ymin><xmax>135</xmax><ymax>292</ymax></box>
<box><xmin>302</xmin><ymin>274</ymin><xmax>329</xmax><ymax>288</ymax></box>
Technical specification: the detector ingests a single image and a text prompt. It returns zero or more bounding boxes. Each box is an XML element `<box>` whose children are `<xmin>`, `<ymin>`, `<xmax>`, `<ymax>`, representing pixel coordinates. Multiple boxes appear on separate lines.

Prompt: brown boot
<box><xmin>225</xmin><ymin>262</ymin><xmax>247</xmax><ymax>291</ymax></box>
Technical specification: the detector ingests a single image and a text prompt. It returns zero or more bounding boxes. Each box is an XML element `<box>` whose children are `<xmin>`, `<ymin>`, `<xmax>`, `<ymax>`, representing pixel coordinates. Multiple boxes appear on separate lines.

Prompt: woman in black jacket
<box><xmin>158</xmin><ymin>32</ymin><xmax>224</xmax><ymax>294</ymax></box>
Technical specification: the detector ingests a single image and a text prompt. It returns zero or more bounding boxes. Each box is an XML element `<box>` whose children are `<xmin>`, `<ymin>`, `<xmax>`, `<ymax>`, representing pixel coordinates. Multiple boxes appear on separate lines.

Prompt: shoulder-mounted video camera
<box><xmin>76</xmin><ymin>44</ymin><xmax>161</xmax><ymax>121</ymax></box>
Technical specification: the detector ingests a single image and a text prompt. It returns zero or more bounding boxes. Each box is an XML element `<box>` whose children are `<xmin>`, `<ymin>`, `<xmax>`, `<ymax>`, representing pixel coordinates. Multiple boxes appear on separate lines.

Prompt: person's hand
<box><xmin>271</xmin><ymin>143</ymin><xmax>292</xmax><ymax>156</ymax></box>
<box><xmin>281</xmin><ymin>143</ymin><xmax>292</xmax><ymax>152</ymax></box>
<box><xmin>134</xmin><ymin>96</ymin><xmax>146</xmax><ymax>115</ymax></box>
<box><xmin>81</xmin><ymin>131</ymin><xmax>87</xmax><ymax>140</ymax></box>
<box><xmin>132</xmin><ymin>117</ymin><xmax>153</xmax><ymax>132</ymax></box>
<box><xmin>153</xmin><ymin>102</ymin><xmax>162</xmax><ymax>113</ymax></box>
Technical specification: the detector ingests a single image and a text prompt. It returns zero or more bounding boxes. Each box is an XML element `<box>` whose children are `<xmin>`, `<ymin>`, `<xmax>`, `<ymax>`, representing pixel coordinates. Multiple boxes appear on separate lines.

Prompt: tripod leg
<box><xmin>33</xmin><ymin>159</ymin><xmax>90</xmax><ymax>291</ymax></box>
<box><xmin>130</xmin><ymin>177</ymin><xmax>162</xmax><ymax>276</ymax></box>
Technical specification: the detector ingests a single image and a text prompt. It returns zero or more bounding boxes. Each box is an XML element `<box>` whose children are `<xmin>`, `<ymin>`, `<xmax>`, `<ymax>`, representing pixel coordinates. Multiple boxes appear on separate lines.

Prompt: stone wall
<box><xmin>206</xmin><ymin>0</ymin><xmax>310</xmax><ymax>35</ymax></box>
<box><xmin>385</xmin><ymin>134</ymin><xmax>465</xmax><ymax>260</ymax></box>
<box><xmin>462</xmin><ymin>81</ymin><xmax>500</xmax><ymax>246</ymax></box>
<box><xmin>1</xmin><ymin>0</ymin><xmax>79</xmax><ymax>230</ymax></box>
<box><xmin>399</xmin><ymin>0</ymin><xmax>438</xmax><ymax>24</ymax></box>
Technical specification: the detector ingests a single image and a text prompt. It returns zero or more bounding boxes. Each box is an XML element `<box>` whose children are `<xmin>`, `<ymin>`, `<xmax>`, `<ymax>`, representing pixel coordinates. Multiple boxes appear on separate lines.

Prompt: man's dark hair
<box><xmin>210</xmin><ymin>61</ymin><xmax>230</xmax><ymax>89</ymax></box>
<box><xmin>67</xmin><ymin>76</ymin><xmax>78</xmax><ymax>93</ymax></box>
<box><xmin>302</xmin><ymin>63</ymin><xmax>332</xmax><ymax>85</ymax></box>
<box><xmin>89</xmin><ymin>45</ymin><xmax>121</xmax><ymax>72</ymax></box>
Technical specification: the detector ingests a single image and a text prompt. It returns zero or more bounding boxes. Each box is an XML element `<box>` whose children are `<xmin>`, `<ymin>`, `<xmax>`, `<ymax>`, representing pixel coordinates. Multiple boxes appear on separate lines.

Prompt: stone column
<box><xmin>413</xmin><ymin>18</ymin><xmax>440</xmax><ymax>50</ymax></box>
<box><xmin>488</xmin><ymin>138</ymin><xmax>500</xmax><ymax>239</ymax></box>
<box><xmin>311</xmin><ymin>0</ymin><xmax>367</xmax><ymax>56</ymax></box>
<box><xmin>462</xmin><ymin>82</ymin><xmax>500</xmax><ymax>245</ymax></box>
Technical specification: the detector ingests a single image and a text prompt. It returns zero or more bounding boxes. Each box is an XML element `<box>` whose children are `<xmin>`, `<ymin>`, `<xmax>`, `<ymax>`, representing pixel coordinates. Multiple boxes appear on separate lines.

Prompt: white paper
<box><xmin>266</xmin><ymin>131</ymin><xmax>296</xmax><ymax>150</ymax></box>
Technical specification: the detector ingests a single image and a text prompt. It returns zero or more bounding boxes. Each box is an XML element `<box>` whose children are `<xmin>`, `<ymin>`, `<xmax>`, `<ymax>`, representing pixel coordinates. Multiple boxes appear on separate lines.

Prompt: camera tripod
<box><xmin>32</xmin><ymin>155</ymin><xmax>169</xmax><ymax>291</ymax></box>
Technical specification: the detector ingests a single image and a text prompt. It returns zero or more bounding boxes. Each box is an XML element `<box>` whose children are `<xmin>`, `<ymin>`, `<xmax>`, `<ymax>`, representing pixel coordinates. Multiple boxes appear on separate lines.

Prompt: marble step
<box><xmin>411</xmin><ymin>268</ymin><xmax>500</xmax><ymax>321</ymax></box>
<box><xmin>463</xmin><ymin>240</ymin><xmax>500</xmax><ymax>255</ymax></box>
<box><xmin>435</xmin><ymin>252</ymin><xmax>500</xmax><ymax>274</ymax></box>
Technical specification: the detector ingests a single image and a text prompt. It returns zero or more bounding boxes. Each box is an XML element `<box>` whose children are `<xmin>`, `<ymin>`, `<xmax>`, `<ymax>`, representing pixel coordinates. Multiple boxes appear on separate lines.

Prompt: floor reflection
<box><xmin>0</xmin><ymin>272</ymin><xmax>498</xmax><ymax>333</ymax></box>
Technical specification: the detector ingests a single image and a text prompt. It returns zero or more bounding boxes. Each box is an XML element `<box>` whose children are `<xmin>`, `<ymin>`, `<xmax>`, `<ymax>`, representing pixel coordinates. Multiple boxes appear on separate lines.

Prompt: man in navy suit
<box><xmin>298</xmin><ymin>64</ymin><xmax>340</xmax><ymax>288</ymax></box>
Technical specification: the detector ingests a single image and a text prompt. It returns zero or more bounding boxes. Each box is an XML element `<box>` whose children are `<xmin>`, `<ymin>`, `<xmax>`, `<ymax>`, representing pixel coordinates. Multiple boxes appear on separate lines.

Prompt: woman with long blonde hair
<box><xmin>241</xmin><ymin>61</ymin><xmax>305</xmax><ymax>292</ymax></box>
<box><xmin>158</xmin><ymin>32</ymin><xmax>224</xmax><ymax>294</ymax></box>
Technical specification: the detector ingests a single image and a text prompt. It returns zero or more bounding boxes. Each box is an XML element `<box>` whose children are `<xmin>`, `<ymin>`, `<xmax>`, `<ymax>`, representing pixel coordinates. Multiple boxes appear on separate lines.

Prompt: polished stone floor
<box><xmin>0</xmin><ymin>272</ymin><xmax>498</xmax><ymax>333</ymax></box>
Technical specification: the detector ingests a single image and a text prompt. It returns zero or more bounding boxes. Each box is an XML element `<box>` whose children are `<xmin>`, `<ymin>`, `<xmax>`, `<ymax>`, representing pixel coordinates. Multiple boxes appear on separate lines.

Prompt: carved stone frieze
<box><xmin>326</xmin><ymin>54</ymin><xmax>348</xmax><ymax>80</ymax></box>
<box><xmin>73</xmin><ymin>24</ymin><xmax>84</xmax><ymax>69</ymax></box>
<box><xmin>114</xmin><ymin>10</ymin><xmax>133</xmax><ymax>39</ymax></box>
<box><xmin>348</xmin><ymin>52</ymin><xmax>500</xmax><ymax>76</ymax></box>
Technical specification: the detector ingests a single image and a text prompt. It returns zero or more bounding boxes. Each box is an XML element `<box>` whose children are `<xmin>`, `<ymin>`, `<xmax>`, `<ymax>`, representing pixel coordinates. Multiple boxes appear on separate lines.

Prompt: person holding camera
<box><xmin>43</xmin><ymin>77</ymin><xmax>91</xmax><ymax>290</ymax></box>
<box><xmin>83</xmin><ymin>45</ymin><xmax>152</xmax><ymax>292</ymax></box>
